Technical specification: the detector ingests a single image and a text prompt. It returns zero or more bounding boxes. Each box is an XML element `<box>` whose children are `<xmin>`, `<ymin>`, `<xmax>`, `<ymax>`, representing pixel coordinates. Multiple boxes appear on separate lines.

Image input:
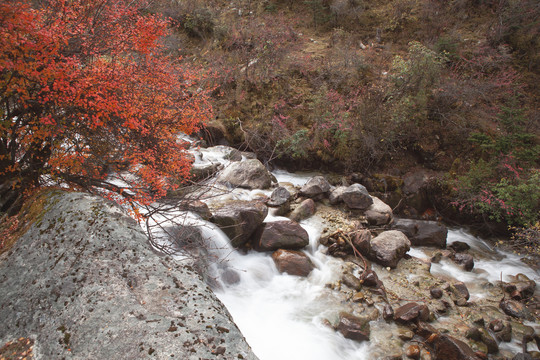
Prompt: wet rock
<box><xmin>369</xmin><ymin>230</ymin><xmax>411</xmax><ymax>268</ymax></box>
<box><xmin>430</xmin><ymin>334</ymin><xmax>481</xmax><ymax>360</ymax></box>
<box><xmin>430</xmin><ymin>250</ymin><xmax>452</xmax><ymax>263</ymax></box>
<box><xmin>453</xmin><ymin>253</ymin><xmax>474</xmax><ymax>271</ymax></box>
<box><xmin>190</xmin><ymin>162</ymin><xmax>222</xmax><ymax>181</ymax></box>
<box><xmin>342</xmin><ymin>273</ymin><xmax>362</xmax><ymax>290</ymax></box>
<box><xmin>337</xmin><ymin>312</ymin><xmax>371</xmax><ymax>342</ymax></box>
<box><xmin>224</xmin><ymin>148</ymin><xmax>242</xmax><ymax>161</ymax></box>
<box><xmin>351</xmin><ymin>229</ymin><xmax>372</xmax><ymax>255</ymax></box>
<box><xmin>512</xmin><ymin>354</ymin><xmax>533</xmax><ymax>360</ymax></box>
<box><xmin>272</xmin><ymin>249</ymin><xmax>314</xmax><ymax>277</ymax></box>
<box><xmin>329</xmin><ymin>186</ymin><xmax>347</xmax><ymax>205</ymax></box>
<box><xmin>218</xmin><ymin>159</ymin><xmax>272</xmax><ymax>189</ymax></box>
<box><xmin>500</xmin><ymin>299</ymin><xmax>534</xmax><ymax>321</ymax></box>
<box><xmin>477</xmin><ymin>327</ymin><xmax>498</xmax><ymax>354</ymax></box>
<box><xmin>365</xmin><ymin>196</ymin><xmax>393</xmax><ymax>225</ymax></box>
<box><xmin>342</xmin><ymin>184</ymin><xmax>373</xmax><ymax>210</ymax></box>
<box><xmin>299</xmin><ymin>176</ymin><xmax>331</xmax><ymax>198</ymax></box>
<box><xmin>394</xmin><ymin>303</ymin><xmax>430</xmax><ymax>324</ymax></box>
<box><xmin>398</xmin><ymin>327</ymin><xmax>415</xmax><ymax>341</ymax></box>
<box><xmin>268</xmin><ymin>186</ymin><xmax>292</xmax><ymax>207</ymax></box>
<box><xmin>0</xmin><ymin>191</ymin><xmax>257</xmax><ymax>360</ymax></box>
<box><xmin>178</xmin><ymin>200</ymin><xmax>212</xmax><ymax>220</ymax></box>
<box><xmin>430</xmin><ymin>287</ymin><xmax>443</xmax><ymax>299</ymax></box>
<box><xmin>406</xmin><ymin>344</ymin><xmax>421</xmax><ymax>359</ymax></box>
<box><xmin>393</xmin><ymin>218</ymin><xmax>447</xmax><ymax>248</ymax></box>
<box><xmin>383</xmin><ymin>304</ymin><xmax>394</xmax><ymax>321</ymax></box>
<box><xmin>489</xmin><ymin>320</ymin><xmax>512</xmax><ymax>342</ymax></box>
<box><xmin>362</xmin><ymin>270</ymin><xmax>380</xmax><ymax>287</ymax></box>
<box><xmin>210</xmin><ymin>200</ymin><xmax>268</xmax><ymax>247</ymax></box>
<box><xmin>289</xmin><ymin>198</ymin><xmax>316</xmax><ymax>222</ymax></box>
<box><xmin>252</xmin><ymin>220</ymin><xmax>309</xmax><ymax>251</ymax></box>
<box><xmin>221</xmin><ymin>268</ymin><xmax>241</xmax><ymax>285</ymax></box>
<box><xmin>505</xmin><ymin>274</ymin><xmax>537</xmax><ymax>300</ymax></box>
<box><xmin>448</xmin><ymin>241</ymin><xmax>471</xmax><ymax>252</ymax></box>
<box><xmin>449</xmin><ymin>281</ymin><xmax>470</xmax><ymax>301</ymax></box>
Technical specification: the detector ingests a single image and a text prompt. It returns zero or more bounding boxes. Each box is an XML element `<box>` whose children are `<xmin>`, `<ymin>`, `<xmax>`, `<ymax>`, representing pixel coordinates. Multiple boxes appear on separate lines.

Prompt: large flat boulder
<box><xmin>210</xmin><ymin>200</ymin><xmax>268</xmax><ymax>248</ymax></box>
<box><xmin>393</xmin><ymin>218</ymin><xmax>447</xmax><ymax>248</ymax></box>
<box><xmin>252</xmin><ymin>220</ymin><xmax>309</xmax><ymax>252</ymax></box>
<box><xmin>0</xmin><ymin>191</ymin><xmax>256</xmax><ymax>360</ymax></box>
<box><xmin>217</xmin><ymin>159</ymin><xmax>272</xmax><ymax>189</ymax></box>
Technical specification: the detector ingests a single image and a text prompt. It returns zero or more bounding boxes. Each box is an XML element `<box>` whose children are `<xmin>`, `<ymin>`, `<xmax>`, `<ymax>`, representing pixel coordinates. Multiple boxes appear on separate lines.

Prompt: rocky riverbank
<box><xmin>181</xmin><ymin>144</ymin><xmax>540</xmax><ymax>360</ymax></box>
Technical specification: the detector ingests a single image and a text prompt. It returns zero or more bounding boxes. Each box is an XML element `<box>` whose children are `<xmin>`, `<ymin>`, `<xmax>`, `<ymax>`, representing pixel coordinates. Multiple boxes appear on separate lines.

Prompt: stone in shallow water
<box><xmin>272</xmin><ymin>249</ymin><xmax>314</xmax><ymax>277</ymax></box>
<box><xmin>342</xmin><ymin>183</ymin><xmax>373</xmax><ymax>210</ymax></box>
<box><xmin>289</xmin><ymin>198</ymin><xmax>316</xmax><ymax>222</ymax></box>
<box><xmin>393</xmin><ymin>302</ymin><xmax>430</xmax><ymax>324</ymax></box>
<box><xmin>299</xmin><ymin>176</ymin><xmax>331</xmax><ymax>198</ymax></box>
<box><xmin>268</xmin><ymin>186</ymin><xmax>291</xmax><ymax>206</ymax></box>
<box><xmin>336</xmin><ymin>312</ymin><xmax>371</xmax><ymax>342</ymax></box>
<box><xmin>369</xmin><ymin>230</ymin><xmax>411</xmax><ymax>268</ymax></box>
<box><xmin>252</xmin><ymin>220</ymin><xmax>309</xmax><ymax>252</ymax></box>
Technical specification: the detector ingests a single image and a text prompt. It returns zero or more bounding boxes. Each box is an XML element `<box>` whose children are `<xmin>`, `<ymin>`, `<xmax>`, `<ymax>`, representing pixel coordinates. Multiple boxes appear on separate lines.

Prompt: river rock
<box><xmin>453</xmin><ymin>253</ymin><xmax>474</xmax><ymax>271</ymax></box>
<box><xmin>393</xmin><ymin>218</ymin><xmax>447</xmax><ymax>248</ymax></box>
<box><xmin>336</xmin><ymin>312</ymin><xmax>371</xmax><ymax>342</ymax></box>
<box><xmin>394</xmin><ymin>302</ymin><xmax>430</xmax><ymax>324</ymax></box>
<box><xmin>369</xmin><ymin>230</ymin><xmax>411</xmax><ymax>268</ymax></box>
<box><xmin>268</xmin><ymin>186</ymin><xmax>292</xmax><ymax>206</ymax></box>
<box><xmin>210</xmin><ymin>200</ymin><xmax>268</xmax><ymax>247</ymax></box>
<box><xmin>252</xmin><ymin>220</ymin><xmax>309</xmax><ymax>251</ymax></box>
<box><xmin>289</xmin><ymin>198</ymin><xmax>316</xmax><ymax>222</ymax></box>
<box><xmin>448</xmin><ymin>241</ymin><xmax>471</xmax><ymax>252</ymax></box>
<box><xmin>504</xmin><ymin>274</ymin><xmax>537</xmax><ymax>300</ymax></box>
<box><xmin>365</xmin><ymin>196</ymin><xmax>393</xmax><ymax>225</ymax></box>
<box><xmin>342</xmin><ymin>273</ymin><xmax>362</xmax><ymax>290</ymax></box>
<box><xmin>190</xmin><ymin>162</ymin><xmax>222</xmax><ymax>181</ymax></box>
<box><xmin>477</xmin><ymin>327</ymin><xmax>498</xmax><ymax>354</ymax></box>
<box><xmin>272</xmin><ymin>249</ymin><xmax>314</xmax><ymax>277</ymax></box>
<box><xmin>449</xmin><ymin>281</ymin><xmax>470</xmax><ymax>301</ymax></box>
<box><xmin>430</xmin><ymin>334</ymin><xmax>481</xmax><ymax>360</ymax></box>
<box><xmin>217</xmin><ymin>159</ymin><xmax>272</xmax><ymax>189</ymax></box>
<box><xmin>0</xmin><ymin>191</ymin><xmax>257</xmax><ymax>360</ymax></box>
<box><xmin>178</xmin><ymin>199</ymin><xmax>212</xmax><ymax>220</ymax></box>
<box><xmin>406</xmin><ymin>344</ymin><xmax>421</xmax><ymax>359</ymax></box>
<box><xmin>500</xmin><ymin>299</ymin><xmax>534</xmax><ymax>321</ymax></box>
<box><xmin>299</xmin><ymin>176</ymin><xmax>331</xmax><ymax>198</ymax></box>
<box><xmin>329</xmin><ymin>186</ymin><xmax>347</xmax><ymax>205</ymax></box>
<box><xmin>342</xmin><ymin>184</ymin><xmax>373</xmax><ymax>210</ymax></box>
<box><xmin>351</xmin><ymin>229</ymin><xmax>372</xmax><ymax>255</ymax></box>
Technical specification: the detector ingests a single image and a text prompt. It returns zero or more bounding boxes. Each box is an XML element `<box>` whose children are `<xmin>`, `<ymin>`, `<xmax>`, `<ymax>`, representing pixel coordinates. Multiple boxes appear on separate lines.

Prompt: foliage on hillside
<box><xmin>153</xmin><ymin>0</ymin><xmax>538</xmax><ymax>230</ymax></box>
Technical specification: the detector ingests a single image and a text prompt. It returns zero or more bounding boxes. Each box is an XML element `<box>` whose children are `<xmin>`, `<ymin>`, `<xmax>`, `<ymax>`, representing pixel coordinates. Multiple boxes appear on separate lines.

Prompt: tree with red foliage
<box><xmin>0</xmin><ymin>0</ymin><xmax>211</xmax><ymax>215</ymax></box>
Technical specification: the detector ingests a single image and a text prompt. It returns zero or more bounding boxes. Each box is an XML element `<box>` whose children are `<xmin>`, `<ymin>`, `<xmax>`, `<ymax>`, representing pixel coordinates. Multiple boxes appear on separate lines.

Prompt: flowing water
<box><xmin>148</xmin><ymin>145</ymin><xmax>539</xmax><ymax>359</ymax></box>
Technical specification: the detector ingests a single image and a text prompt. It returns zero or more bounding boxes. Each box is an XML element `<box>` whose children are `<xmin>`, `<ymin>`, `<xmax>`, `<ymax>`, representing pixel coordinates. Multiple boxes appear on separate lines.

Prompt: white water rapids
<box><xmin>145</xmin><ymin>145</ymin><xmax>539</xmax><ymax>359</ymax></box>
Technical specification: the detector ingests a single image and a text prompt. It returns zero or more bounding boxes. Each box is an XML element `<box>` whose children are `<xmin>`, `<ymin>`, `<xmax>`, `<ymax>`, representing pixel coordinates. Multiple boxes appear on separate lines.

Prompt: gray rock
<box><xmin>342</xmin><ymin>184</ymin><xmax>373</xmax><ymax>210</ymax></box>
<box><xmin>393</xmin><ymin>218</ymin><xmax>447</xmax><ymax>248</ymax></box>
<box><xmin>252</xmin><ymin>220</ymin><xmax>309</xmax><ymax>252</ymax></box>
<box><xmin>329</xmin><ymin>186</ymin><xmax>347</xmax><ymax>205</ymax></box>
<box><xmin>289</xmin><ymin>198</ymin><xmax>316</xmax><ymax>222</ymax></box>
<box><xmin>268</xmin><ymin>186</ymin><xmax>291</xmax><ymax>207</ymax></box>
<box><xmin>369</xmin><ymin>230</ymin><xmax>411</xmax><ymax>268</ymax></box>
<box><xmin>272</xmin><ymin>249</ymin><xmax>314</xmax><ymax>277</ymax></box>
<box><xmin>453</xmin><ymin>253</ymin><xmax>474</xmax><ymax>271</ymax></box>
<box><xmin>0</xmin><ymin>191</ymin><xmax>257</xmax><ymax>360</ymax></box>
<box><xmin>218</xmin><ymin>159</ymin><xmax>272</xmax><ymax>189</ymax></box>
<box><xmin>500</xmin><ymin>299</ymin><xmax>534</xmax><ymax>321</ymax></box>
<box><xmin>210</xmin><ymin>200</ymin><xmax>268</xmax><ymax>248</ymax></box>
<box><xmin>299</xmin><ymin>176</ymin><xmax>331</xmax><ymax>198</ymax></box>
<box><xmin>365</xmin><ymin>196</ymin><xmax>393</xmax><ymax>225</ymax></box>
<box><xmin>178</xmin><ymin>199</ymin><xmax>212</xmax><ymax>220</ymax></box>
<box><xmin>190</xmin><ymin>162</ymin><xmax>222</xmax><ymax>181</ymax></box>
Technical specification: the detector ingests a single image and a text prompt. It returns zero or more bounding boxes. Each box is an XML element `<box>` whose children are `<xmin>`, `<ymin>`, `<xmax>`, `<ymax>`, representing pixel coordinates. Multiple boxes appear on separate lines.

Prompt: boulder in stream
<box><xmin>342</xmin><ymin>184</ymin><xmax>373</xmax><ymax>210</ymax></box>
<box><xmin>299</xmin><ymin>176</ymin><xmax>331</xmax><ymax>198</ymax></box>
<box><xmin>217</xmin><ymin>159</ymin><xmax>272</xmax><ymax>189</ymax></box>
<box><xmin>252</xmin><ymin>220</ymin><xmax>309</xmax><ymax>251</ymax></box>
<box><xmin>369</xmin><ymin>230</ymin><xmax>411</xmax><ymax>268</ymax></box>
<box><xmin>430</xmin><ymin>334</ymin><xmax>482</xmax><ymax>360</ymax></box>
<box><xmin>289</xmin><ymin>198</ymin><xmax>316</xmax><ymax>222</ymax></box>
<box><xmin>210</xmin><ymin>200</ymin><xmax>268</xmax><ymax>247</ymax></box>
<box><xmin>394</xmin><ymin>302</ymin><xmax>430</xmax><ymax>324</ymax></box>
<box><xmin>364</xmin><ymin>196</ymin><xmax>393</xmax><ymax>225</ymax></box>
<box><xmin>392</xmin><ymin>218</ymin><xmax>448</xmax><ymax>248</ymax></box>
<box><xmin>272</xmin><ymin>249</ymin><xmax>314</xmax><ymax>277</ymax></box>
<box><xmin>268</xmin><ymin>186</ymin><xmax>292</xmax><ymax>206</ymax></box>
